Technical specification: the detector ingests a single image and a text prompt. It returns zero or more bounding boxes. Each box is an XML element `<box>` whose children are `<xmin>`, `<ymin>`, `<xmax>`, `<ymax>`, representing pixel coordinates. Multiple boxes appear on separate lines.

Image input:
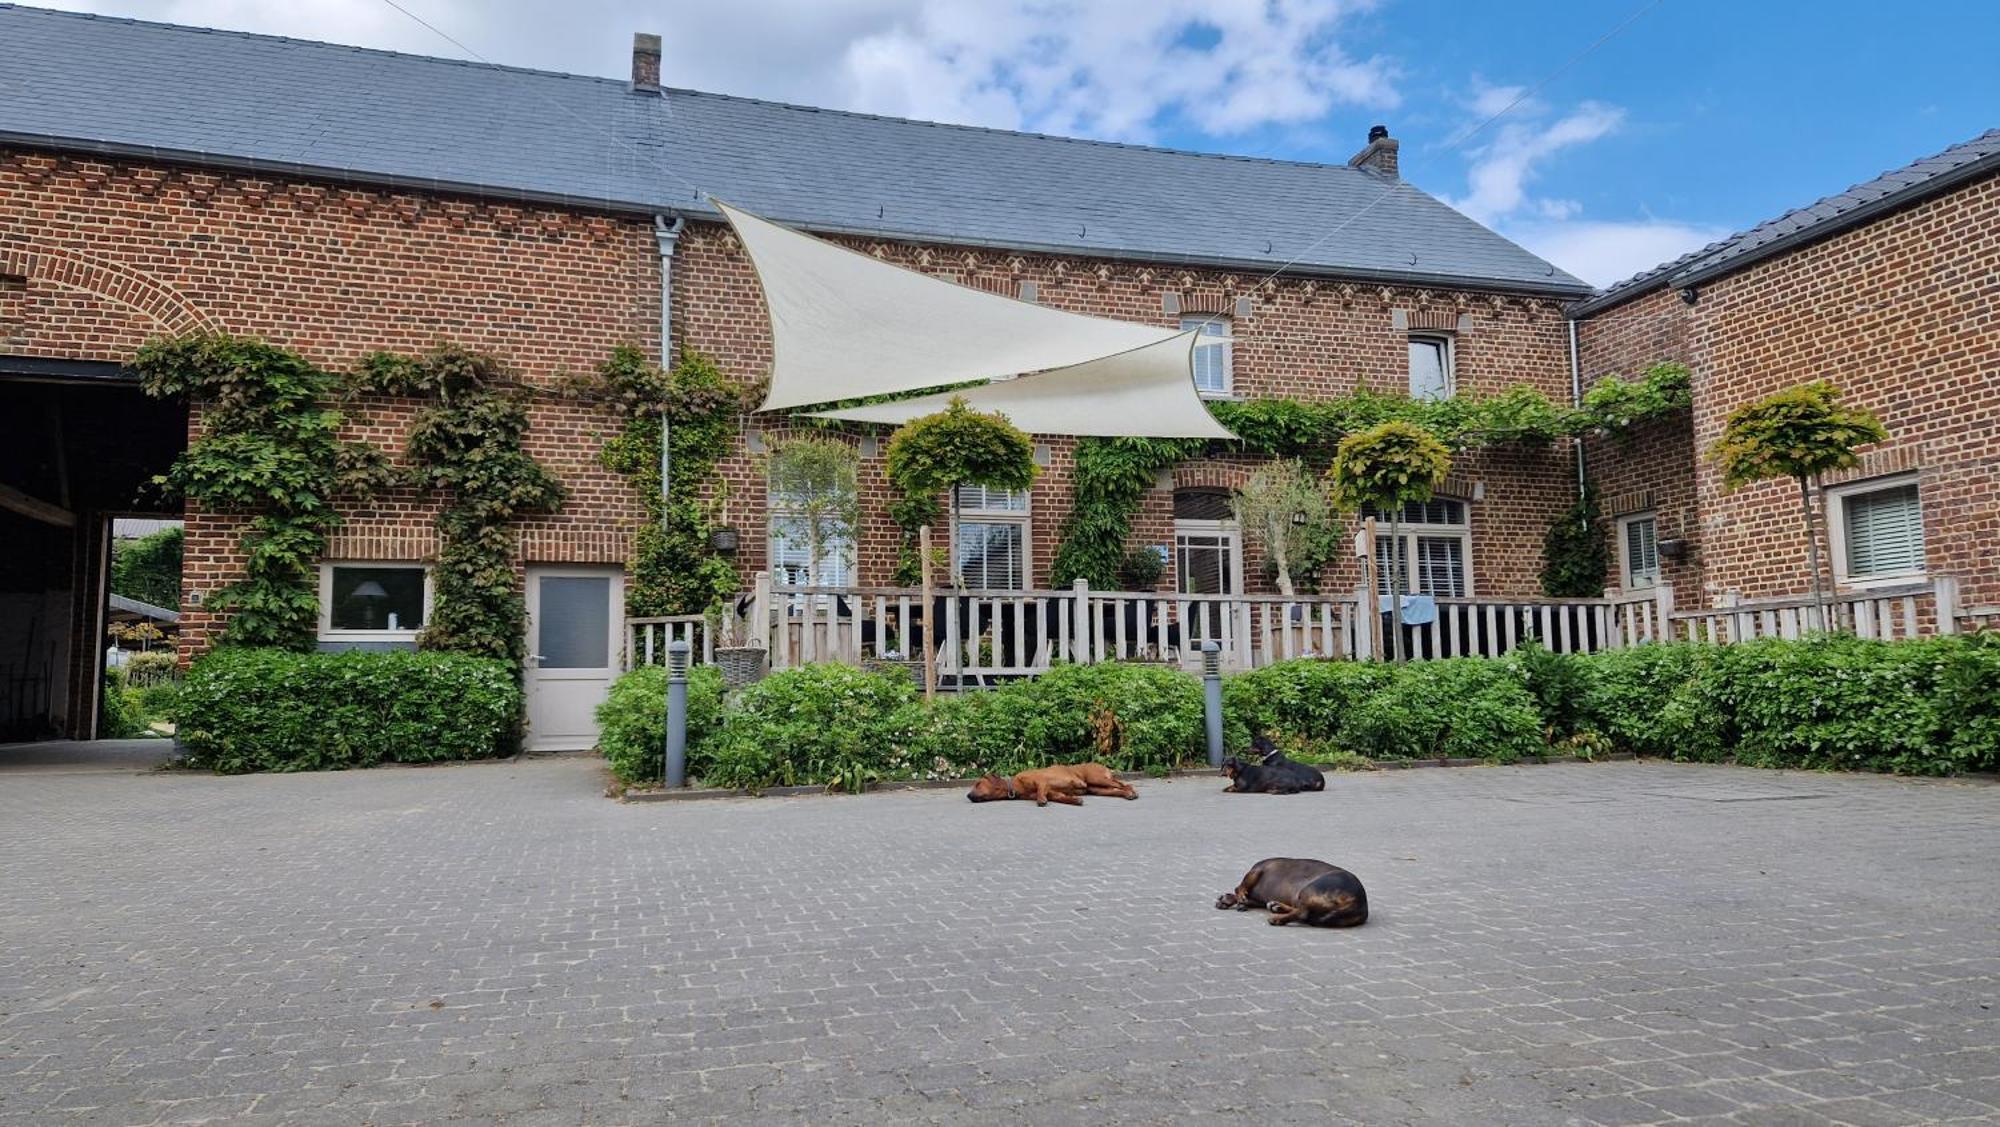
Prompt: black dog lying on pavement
<box><xmin>1215</xmin><ymin>857</ymin><xmax>1368</xmax><ymax>927</ymax></box>
<box><xmin>1220</xmin><ymin>735</ymin><xmax>1326</xmax><ymax>794</ymax></box>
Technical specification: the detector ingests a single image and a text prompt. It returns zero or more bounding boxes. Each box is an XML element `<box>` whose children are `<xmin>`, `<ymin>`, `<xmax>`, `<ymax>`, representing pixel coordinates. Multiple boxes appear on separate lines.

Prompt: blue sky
<box><xmin>44</xmin><ymin>0</ymin><xmax>2000</xmax><ymax>287</ymax></box>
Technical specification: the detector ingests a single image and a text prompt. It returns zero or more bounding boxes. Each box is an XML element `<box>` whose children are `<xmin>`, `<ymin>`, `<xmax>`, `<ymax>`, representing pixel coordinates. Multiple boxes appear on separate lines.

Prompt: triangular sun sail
<box><xmin>715</xmin><ymin>201</ymin><xmax>1236</xmax><ymax>440</ymax></box>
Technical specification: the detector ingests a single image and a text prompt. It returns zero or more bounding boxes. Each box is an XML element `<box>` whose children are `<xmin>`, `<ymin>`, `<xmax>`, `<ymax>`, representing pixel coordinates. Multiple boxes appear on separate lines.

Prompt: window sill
<box><xmin>1835</xmin><ymin>571</ymin><xmax>1928</xmax><ymax>592</ymax></box>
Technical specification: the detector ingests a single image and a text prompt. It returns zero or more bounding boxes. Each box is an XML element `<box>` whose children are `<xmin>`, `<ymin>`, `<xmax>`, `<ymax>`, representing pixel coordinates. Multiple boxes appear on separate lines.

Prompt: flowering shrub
<box><xmin>173</xmin><ymin>648</ymin><xmax>519</xmax><ymax>773</ymax></box>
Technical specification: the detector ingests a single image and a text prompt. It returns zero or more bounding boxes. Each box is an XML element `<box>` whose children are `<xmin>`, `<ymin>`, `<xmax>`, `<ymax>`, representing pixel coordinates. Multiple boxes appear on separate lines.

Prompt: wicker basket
<box><xmin>714</xmin><ymin>645</ymin><xmax>768</xmax><ymax>691</ymax></box>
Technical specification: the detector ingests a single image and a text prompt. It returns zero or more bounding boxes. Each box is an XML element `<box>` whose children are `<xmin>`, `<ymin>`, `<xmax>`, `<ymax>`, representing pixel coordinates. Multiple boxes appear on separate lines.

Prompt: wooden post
<box><xmin>920</xmin><ymin>525</ymin><xmax>937</xmax><ymax>699</ymax></box>
<box><xmin>750</xmin><ymin>570</ymin><xmax>773</xmax><ymax>661</ymax></box>
<box><xmin>1361</xmin><ymin>516</ymin><xmax>1381</xmax><ymax>661</ymax></box>
<box><xmin>1934</xmin><ymin>575</ymin><xmax>1960</xmax><ymax>635</ymax></box>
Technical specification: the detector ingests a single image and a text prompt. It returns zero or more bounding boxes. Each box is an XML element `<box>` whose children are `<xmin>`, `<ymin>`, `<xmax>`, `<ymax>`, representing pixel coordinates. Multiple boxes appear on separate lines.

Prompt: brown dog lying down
<box><xmin>1215</xmin><ymin>857</ymin><xmax>1368</xmax><ymax>927</ymax></box>
<box><xmin>966</xmin><ymin>764</ymin><xmax>1138</xmax><ymax>806</ymax></box>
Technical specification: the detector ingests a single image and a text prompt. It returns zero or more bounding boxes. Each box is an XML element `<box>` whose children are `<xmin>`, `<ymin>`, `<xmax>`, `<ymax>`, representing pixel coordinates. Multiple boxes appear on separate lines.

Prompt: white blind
<box><xmin>1624</xmin><ymin>516</ymin><xmax>1659</xmax><ymax>587</ymax></box>
<box><xmin>1843</xmin><ymin>484</ymin><xmax>1924</xmax><ymax>577</ymax></box>
<box><xmin>1181</xmin><ymin>315</ymin><xmax>1232</xmax><ymax>394</ymax></box>
<box><xmin>955</xmin><ymin>484</ymin><xmax>1029</xmax><ymax>511</ymax></box>
<box><xmin>769</xmin><ymin>515</ymin><xmax>852</xmax><ymax>587</ymax></box>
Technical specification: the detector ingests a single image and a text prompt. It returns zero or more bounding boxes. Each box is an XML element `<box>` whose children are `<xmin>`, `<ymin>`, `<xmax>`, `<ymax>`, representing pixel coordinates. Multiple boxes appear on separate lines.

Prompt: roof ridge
<box><xmin>660</xmin><ymin>86</ymin><xmax>1378</xmax><ymax>177</ymax></box>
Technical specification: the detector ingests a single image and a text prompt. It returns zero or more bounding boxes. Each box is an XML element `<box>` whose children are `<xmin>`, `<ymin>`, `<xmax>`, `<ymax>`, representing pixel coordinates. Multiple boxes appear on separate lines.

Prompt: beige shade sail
<box><xmin>716</xmin><ymin>200</ymin><xmax>1236</xmax><ymax>440</ymax></box>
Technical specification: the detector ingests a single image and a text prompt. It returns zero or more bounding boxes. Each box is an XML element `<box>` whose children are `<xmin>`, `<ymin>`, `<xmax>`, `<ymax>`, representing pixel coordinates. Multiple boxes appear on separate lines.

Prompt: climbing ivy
<box><xmin>595</xmin><ymin>347</ymin><xmax>743</xmax><ymax>617</ymax></box>
<box><xmin>349</xmin><ymin>345</ymin><xmax>564</xmax><ymax>662</ymax></box>
<box><xmin>1052</xmin><ymin>374</ymin><xmax>1693</xmax><ymax>590</ymax></box>
<box><xmin>134</xmin><ymin>333</ymin><xmax>392</xmax><ymax>650</ymax></box>
<box><xmin>1540</xmin><ymin>485</ymin><xmax>1610</xmax><ymax>597</ymax></box>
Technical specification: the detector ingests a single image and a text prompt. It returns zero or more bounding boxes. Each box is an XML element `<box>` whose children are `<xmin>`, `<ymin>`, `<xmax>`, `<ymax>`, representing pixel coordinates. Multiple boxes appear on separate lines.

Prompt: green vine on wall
<box><xmin>349</xmin><ymin>345</ymin><xmax>564</xmax><ymax>662</ymax></box>
<box><xmin>595</xmin><ymin>347</ymin><xmax>744</xmax><ymax>617</ymax></box>
<box><xmin>1541</xmin><ymin>485</ymin><xmax>1610</xmax><ymax>597</ymax></box>
<box><xmin>135</xmin><ymin>333</ymin><xmax>392</xmax><ymax>649</ymax></box>
<box><xmin>1051</xmin><ymin>367</ymin><xmax>1694</xmax><ymax>589</ymax></box>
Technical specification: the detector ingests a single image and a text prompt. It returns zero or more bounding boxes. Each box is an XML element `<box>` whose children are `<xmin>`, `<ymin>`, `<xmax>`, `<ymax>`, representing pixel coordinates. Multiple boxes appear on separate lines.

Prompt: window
<box><xmin>954</xmin><ymin>485</ymin><xmax>1030</xmax><ymax>590</ymax></box>
<box><xmin>768</xmin><ymin>481</ymin><xmax>854</xmax><ymax>588</ymax></box>
<box><xmin>1620</xmin><ymin>513</ymin><xmax>1660</xmax><ymax>590</ymax></box>
<box><xmin>1830</xmin><ymin>476</ymin><xmax>1925</xmax><ymax>585</ymax></box>
<box><xmin>1182</xmin><ymin>314</ymin><xmax>1233</xmax><ymax>396</ymax></box>
<box><xmin>1408</xmin><ymin>335</ymin><xmax>1453</xmax><ymax>400</ymax></box>
<box><xmin>319</xmin><ymin>563</ymin><xmax>429</xmax><ymax>640</ymax></box>
<box><xmin>1365</xmin><ymin>499</ymin><xmax>1470</xmax><ymax>597</ymax></box>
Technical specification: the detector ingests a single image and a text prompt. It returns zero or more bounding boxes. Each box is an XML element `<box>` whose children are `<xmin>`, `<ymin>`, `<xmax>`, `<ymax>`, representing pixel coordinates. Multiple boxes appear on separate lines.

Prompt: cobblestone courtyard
<box><xmin>2</xmin><ymin>750</ymin><xmax>1996</xmax><ymax>1126</ymax></box>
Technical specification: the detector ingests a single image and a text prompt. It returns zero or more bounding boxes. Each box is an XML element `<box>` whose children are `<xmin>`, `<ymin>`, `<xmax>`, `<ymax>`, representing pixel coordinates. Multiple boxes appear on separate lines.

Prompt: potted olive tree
<box><xmin>1232</xmin><ymin>458</ymin><xmax>1339</xmax><ymax>597</ymax></box>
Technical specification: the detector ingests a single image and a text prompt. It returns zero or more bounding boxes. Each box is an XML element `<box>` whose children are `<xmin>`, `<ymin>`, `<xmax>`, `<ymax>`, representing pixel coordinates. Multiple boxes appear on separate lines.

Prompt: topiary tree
<box><xmin>763</xmin><ymin>434</ymin><xmax>860</xmax><ymax>587</ymax></box>
<box><xmin>1707</xmin><ymin>380</ymin><xmax>1887</xmax><ymax>633</ymax></box>
<box><xmin>1231</xmin><ymin>459</ymin><xmax>1339</xmax><ymax>597</ymax></box>
<box><xmin>884</xmin><ymin>397</ymin><xmax>1037</xmax><ymax>586</ymax></box>
<box><xmin>1326</xmin><ymin>421</ymin><xmax>1452</xmax><ymax>661</ymax></box>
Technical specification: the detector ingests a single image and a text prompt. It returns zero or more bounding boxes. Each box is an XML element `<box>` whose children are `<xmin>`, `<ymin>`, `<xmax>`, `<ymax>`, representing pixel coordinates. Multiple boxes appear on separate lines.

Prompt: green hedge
<box><xmin>604</xmin><ymin>635</ymin><xmax>2000</xmax><ymax>792</ymax></box>
<box><xmin>173</xmin><ymin>648</ymin><xmax>520</xmax><ymax>773</ymax></box>
<box><xmin>595</xmin><ymin>664</ymin><xmax>726</xmax><ymax>785</ymax></box>
<box><xmin>1224</xmin><ymin>656</ymin><xmax>1543</xmax><ymax>763</ymax></box>
<box><xmin>1574</xmin><ymin>634</ymin><xmax>2000</xmax><ymax>776</ymax></box>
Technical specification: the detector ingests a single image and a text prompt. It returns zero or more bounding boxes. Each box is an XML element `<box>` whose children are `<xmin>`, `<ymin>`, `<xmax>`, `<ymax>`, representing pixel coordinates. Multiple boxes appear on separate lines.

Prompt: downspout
<box><xmin>654</xmin><ymin>215</ymin><xmax>685</xmax><ymax>527</ymax></box>
<box><xmin>1567</xmin><ymin>317</ymin><xmax>1586</xmax><ymax>501</ymax></box>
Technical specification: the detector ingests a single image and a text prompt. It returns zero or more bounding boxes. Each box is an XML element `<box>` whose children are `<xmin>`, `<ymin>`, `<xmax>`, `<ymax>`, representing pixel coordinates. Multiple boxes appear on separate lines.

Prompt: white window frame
<box><xmin>1618</xmin><ymin>512</ymin><xmax>1660</xmax><ymax>591</ymax></box>
<box><xmin>1826</xmin><ymin>473</ymin><xmax>1926</xmax><ymax>588</ymax></box>
<box><xmin>1368</xmin><ymin>499</ymin><xmax>1473</xmax><ymax>597</ymax></box>
<box><xmin>767</xmin><ymin>484</ymin><xmax>855</xmax><ymax>589</ymax></box>
<box><xmin>318</xmin><ymin>562</ymin><xmax>433</xmax><ymax>643</ymax></box>
<box><xmin>1181</xmin><ymin>314</ymin><xmax>1234</xmax><ymax>398</ymax></box>
<box><xmin>1173</xmin><ymin>518</ymin><xmax>1245</xmax><ymax>595</ymax></box>
<box><xmin>953</xmin><ymin>485</ymin><xmax>1031</xmax><ymax>591</ymax></box>
<box><xmin>1408</xmin><ymin>334</ymin><xmax>1455</xmax><ymax>401</ymax></box>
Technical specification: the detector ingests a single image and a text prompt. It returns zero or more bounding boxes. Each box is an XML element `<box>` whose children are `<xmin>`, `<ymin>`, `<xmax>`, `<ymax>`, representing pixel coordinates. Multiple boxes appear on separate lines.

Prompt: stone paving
<box><xmin>1</xmin><ymin>750</ymin><xmax>1997</xmax><ymax>1126</ymax></box>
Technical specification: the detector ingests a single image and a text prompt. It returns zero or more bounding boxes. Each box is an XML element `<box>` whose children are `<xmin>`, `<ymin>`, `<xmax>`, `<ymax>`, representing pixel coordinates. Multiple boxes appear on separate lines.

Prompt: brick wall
<box><xmin>1</xmin><ymin>146</ymin><xmax>660</xmax><ymax>656</ymax></box>
<box><xmin>5</xmin><ymin>144</ymin><xmax>1590</xmax><ymax>673</ymax></box>
<box><xmin>1576</xmin><ymin>284</ymin><xmax>1704</xmax><ymax>599</ymax></box>
<box><xmin>674</xmin><ymin>220</ymin><xmax>1581</xmax><ymax>599</ymax></box>
<box><xmin>1579</xmin><ymin>171</ymin><xmax>2000</xmax><ymax>612</ymax></box>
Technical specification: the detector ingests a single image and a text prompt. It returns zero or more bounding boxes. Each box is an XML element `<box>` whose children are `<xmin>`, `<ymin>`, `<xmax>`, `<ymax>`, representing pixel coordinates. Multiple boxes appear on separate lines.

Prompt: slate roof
<box><xmin>1574</xmin><ymin>127</ymin><xmax>2000</xmax><ymax>314</ymax></box>
<box><xmin>0</xmin><ymin>4</ymin><xmax>1589</xmax><ymax>295</ymax></box>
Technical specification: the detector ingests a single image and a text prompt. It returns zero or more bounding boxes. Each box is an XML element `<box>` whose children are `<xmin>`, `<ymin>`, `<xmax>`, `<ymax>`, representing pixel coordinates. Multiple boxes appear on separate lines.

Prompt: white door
<box><xmin>525</xmin><ymin>566</ymin><xmax>623</xmax><ymax>752</ymax></box>
<box><xmin>1175</xmin><ymin>520</ymin><xmax>1243</xmax><ymax>645</ymax></box>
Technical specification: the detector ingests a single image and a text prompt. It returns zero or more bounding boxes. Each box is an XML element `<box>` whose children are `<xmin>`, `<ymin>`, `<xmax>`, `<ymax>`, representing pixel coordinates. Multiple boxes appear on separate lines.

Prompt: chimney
<box><xmin>631</xmin><ymin>32</ymin><xmax>661</xmax><ymax>92</ymax></box>
<box><xmin>1348</xmin><ymin>124</ymin><xmax>1399</xmax><ymax>178</ymax></box>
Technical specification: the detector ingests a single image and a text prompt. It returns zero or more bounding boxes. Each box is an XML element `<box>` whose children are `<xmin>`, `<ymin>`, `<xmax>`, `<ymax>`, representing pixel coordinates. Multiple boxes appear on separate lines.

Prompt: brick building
<box><xmin>1</xmin><ymin>7</ymin><xmax>1604</xmax><ymax>742</ymax></box>
<box><xmin>1574</xmin><ymin>128</ymin><xmax>2000</xmax><ymax>621</ymax></box>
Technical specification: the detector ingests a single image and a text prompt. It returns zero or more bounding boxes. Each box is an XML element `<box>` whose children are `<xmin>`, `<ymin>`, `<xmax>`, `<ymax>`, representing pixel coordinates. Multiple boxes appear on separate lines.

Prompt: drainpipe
<box><xmin>654</xmin><ymin>215</ymin><xmax>685</xmax><ymax>526</ymax></box>
<box><xmin>1567</xmin><ymin>317</ymin><xmax>1586</xmax><ymax>501</ymax></box>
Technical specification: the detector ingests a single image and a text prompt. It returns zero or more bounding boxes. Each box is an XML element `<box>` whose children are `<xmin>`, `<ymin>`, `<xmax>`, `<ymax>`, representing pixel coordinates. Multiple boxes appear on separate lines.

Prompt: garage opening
<box><xmin>1</xmin><ymin>357</ymin><xmax>185</xmax><ymax>741</ymax></box>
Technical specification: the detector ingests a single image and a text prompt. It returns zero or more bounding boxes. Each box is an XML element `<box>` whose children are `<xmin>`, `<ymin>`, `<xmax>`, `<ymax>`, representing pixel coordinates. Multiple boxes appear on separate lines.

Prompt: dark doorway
<box><xmin>0</xmin><ymin>359</ymin><xmax>185</xmax><ymax>741</ymax></box>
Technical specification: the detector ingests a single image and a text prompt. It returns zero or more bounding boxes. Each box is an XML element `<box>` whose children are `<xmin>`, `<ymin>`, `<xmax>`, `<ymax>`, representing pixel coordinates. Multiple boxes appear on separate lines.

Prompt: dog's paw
<box><xmin>1267</xmin><ymin>915</ymin><xmax>1289</xmax><ymax>926</ymax></box>
<box><xmin>1213</xmin><ymin>894</ymin><xmax>1237</xmax><ymax>910</ymax></box>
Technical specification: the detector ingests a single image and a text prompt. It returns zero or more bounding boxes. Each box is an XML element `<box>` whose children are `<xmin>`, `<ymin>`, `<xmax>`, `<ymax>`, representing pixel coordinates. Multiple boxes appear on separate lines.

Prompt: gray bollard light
<box><xmin>664</xmin><ymin>640</ymin><xmax>690</xmax><ymax>788</ymax></box>
<box><xmin>1201</xmin><ymin>640</ymin><xmax>1224</xmax><ymax>768</ymax></box>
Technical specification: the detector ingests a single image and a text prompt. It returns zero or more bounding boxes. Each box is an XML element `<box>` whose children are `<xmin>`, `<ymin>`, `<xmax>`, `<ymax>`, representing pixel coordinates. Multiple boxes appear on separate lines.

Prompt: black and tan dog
<box><xmin>1215</xmin><ymin>857</ymin><xmax>1368</xmax><ymax>927</ymax></box>
<box><xmin>1220</xmin><ymin>735</ymin><xmax>1326</xmax><ymax>794</ymax></box>
<box><xmin>966</xmin><ymin>764</ymin><xmax>1138</xmax><ymax>806</ymax></box>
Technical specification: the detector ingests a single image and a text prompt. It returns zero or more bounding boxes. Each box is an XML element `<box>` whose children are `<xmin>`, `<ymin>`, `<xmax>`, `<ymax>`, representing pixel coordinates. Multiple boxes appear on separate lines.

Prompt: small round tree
<box><xmin>884</xmin><ymin>397</ymin><xmax>1037</xmax><ymax>586</ymax></box>
<box><xmin>1707</xmin><ymin>380</ymin><xmax>1887</xmax><ymax>632</ymax></box>
<box><xmin>1327</xmin><ymin>421</ymin><xmax>1452</xmax><ymax>661</ymax></box>
<box><xmin>1231</xmin><ymin>459</ymin><xmax>1338</xmax><ymax>597</ymax></box>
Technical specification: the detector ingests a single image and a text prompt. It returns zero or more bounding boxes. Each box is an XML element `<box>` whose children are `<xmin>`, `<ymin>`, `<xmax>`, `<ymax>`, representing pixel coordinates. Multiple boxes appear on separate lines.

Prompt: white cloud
<box><xmin>1506</xmin><ymin>219</ymin><xmax>1733</xmax><ymax>289</ymax></box>
<box><xmin>1449</xmin><ymin>100</ymin><xmax>1623</xmax><ymax>226</ymax></box>
<box><xmin>831</xmin><ymin>0</ymin><xmax>1399</xmax><ymax>140</ymax></box>
<box><xmin>49</xmin><ymin>0</ymin><xmax>1397</xmax><ymax>143</ymax></box>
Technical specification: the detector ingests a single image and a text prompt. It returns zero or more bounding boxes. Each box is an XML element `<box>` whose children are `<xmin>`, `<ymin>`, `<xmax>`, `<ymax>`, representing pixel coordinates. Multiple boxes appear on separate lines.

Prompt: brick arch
<box><xmin>1171</xmin><ymin>462</ymin><xmax>1253</xmax><ymax>492</ymax></box>
<box><xmin>0</xmin><ymin>244</ymin><xmax>219</xmax><ymax>336</ymax></box>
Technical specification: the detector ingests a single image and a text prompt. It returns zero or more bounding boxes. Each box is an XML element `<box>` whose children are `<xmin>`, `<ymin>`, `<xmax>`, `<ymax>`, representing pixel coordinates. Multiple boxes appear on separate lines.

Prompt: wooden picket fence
<box><xmin>623</xmin><ymin>574</ymin><xmax>1967</xmax><ymax>676</ymax></box>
